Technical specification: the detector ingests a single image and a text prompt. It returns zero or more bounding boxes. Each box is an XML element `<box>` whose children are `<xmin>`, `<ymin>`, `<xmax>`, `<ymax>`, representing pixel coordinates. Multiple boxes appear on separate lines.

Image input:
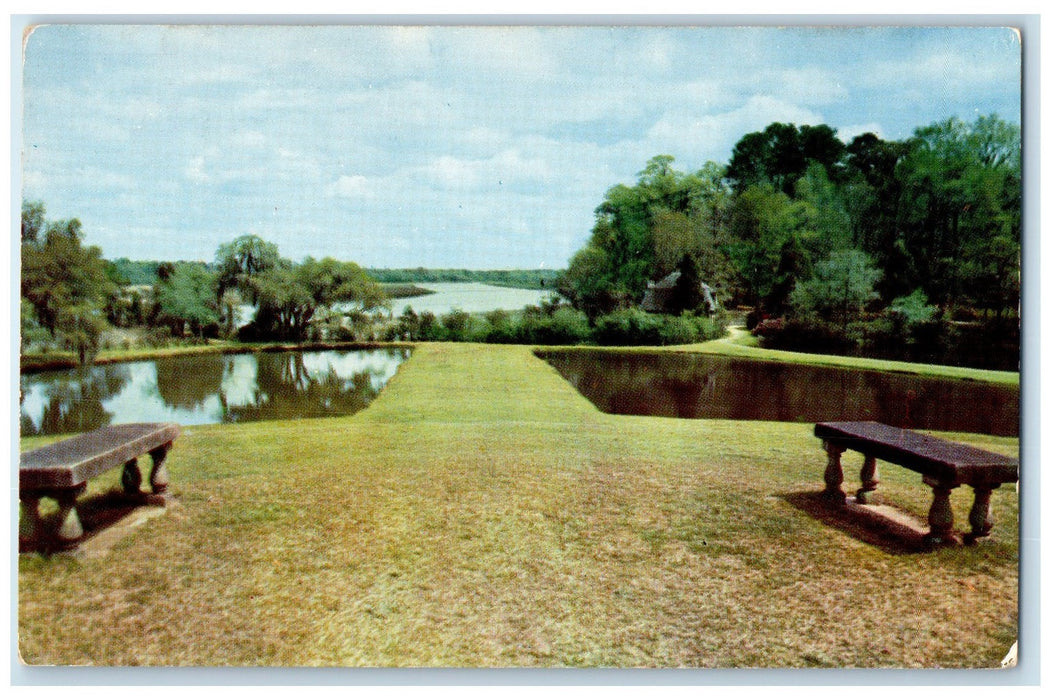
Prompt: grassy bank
<box><xmin>18</xmin><ymin>343</ymin><xmax>1018</xmax><ymax>668</ymax></box>
<box><xmin>689</xmin><ymin>326</ymin><xmax>1020</xmax><ymax>386</ymax></box>
<box><xmin>19</xmin><ymin>340</ymin><xmax>414</xmax><ymax>373</ymax></box>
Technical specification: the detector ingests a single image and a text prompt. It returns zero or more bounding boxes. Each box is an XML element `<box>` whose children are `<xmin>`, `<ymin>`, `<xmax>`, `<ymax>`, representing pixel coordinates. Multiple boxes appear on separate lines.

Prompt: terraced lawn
<box><xmin>18</xmin><ymin>343</ymin><xmax>1019</xmax><ymax>668</ymax></box>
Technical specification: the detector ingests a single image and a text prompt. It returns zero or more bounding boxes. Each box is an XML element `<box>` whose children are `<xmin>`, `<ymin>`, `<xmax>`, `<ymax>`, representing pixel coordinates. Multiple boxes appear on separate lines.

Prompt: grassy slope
<box><xmin>18</xmin><ymin>343</ymin><xmax>1018</xmax><ymax>668</ymax></box>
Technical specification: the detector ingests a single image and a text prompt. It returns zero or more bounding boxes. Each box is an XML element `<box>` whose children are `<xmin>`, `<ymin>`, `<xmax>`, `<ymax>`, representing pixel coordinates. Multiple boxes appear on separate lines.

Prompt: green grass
<box><xmin>682</xmin><ymin>326</ymin><xmax>1020</xmax><ymax>386</ymax></box>
<box><xmin>18</xmin><ymin>343</ymin><xmax>1018</xmax><ymax>667</ymax></box>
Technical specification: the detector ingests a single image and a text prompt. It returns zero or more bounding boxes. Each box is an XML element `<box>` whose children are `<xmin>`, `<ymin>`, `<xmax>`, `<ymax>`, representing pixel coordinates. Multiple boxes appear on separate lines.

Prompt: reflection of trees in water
<box><xmin>155</xmin><ymin>354</ymin><xmax>225</xmax><ymax>409</ymax></box>
<box><xmin>19</xmin><ymin>364</ymin><xmax>129</xmax><ymax>436</ymax></box>
<box><xmin>544</xmin><ymin>351</ymin><xmax>1019</xmax><ymax>436</ymax></box>
<box><xmin>22</xmin><ymin>350</ymin><xmax>406</xmax><ymax>436</ymax></box>
<box><xmin>222</xmin><ymin>352</ymin><xmax>381</xmax><ymax>423</ymax></box>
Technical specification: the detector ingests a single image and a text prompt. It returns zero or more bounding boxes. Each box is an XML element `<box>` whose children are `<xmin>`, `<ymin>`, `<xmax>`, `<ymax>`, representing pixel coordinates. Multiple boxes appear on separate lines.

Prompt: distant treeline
<box><xmin>107</xmin><ymin>259</ymin><xmax>559</xmax><ymax>291</ymax></box>
<box><xmin>366</xmin><ymin>268</ymin><xmax>559</xmax><ymax>290</ymax></box>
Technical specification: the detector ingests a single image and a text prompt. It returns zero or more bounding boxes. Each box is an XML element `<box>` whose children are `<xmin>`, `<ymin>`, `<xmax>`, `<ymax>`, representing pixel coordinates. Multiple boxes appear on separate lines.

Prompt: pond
<box><xmin>539</xmin><ymin>350</ymin><xmax>1019</xmax><ymax>437</ymax></box>
<box><xmin>19</xmin><ymin>348</ymin><xmax>411</xmax><ymax>437</ymax></box>
<box><xmin>388</xmin><ymin>282</ymin><xmax>558</xmax><ymax>315</ymax></box>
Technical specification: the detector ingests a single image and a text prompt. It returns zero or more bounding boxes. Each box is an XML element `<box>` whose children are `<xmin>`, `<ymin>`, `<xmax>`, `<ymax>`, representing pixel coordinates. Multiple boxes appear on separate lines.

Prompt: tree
<box><xmin>789</xmin><ymin>248</ymin><xmax>881</xmax><ymax>333</ymax></box>
<box><xmin>560</xmin><ymin>156</ymin><xmax>733</xmax><ymax>318</ymax></box>
<box><xmin>155</xmin><ymin>263</ymin><xmax>220</xmax><ymax>337</ymax></box>
<box><xmin>725</xmin><ymin>183</ymin><xmax>813</xmax><ymax>313</ymax></box>
<box><xmin>726</xmin><ymin>122</ymin><xmax>846</xmax><ymax>196</ymax></box>
<box><xmin>215</xmin><ymin>234</ymin><xmax>281</xmax><ymax>302</ymax></box>
<box><xmin>668</xmin><ymin>254</ymin><xmax>703</xmax><ymax>315</ymax></box>
<box><xmin>894</xmin><ymin>115</ymin><xmax>1021</xmax><ymax>309</ymax></box>
<box><xmin>249</xmin><ymin>257</ymin><xmax>384</xmax><ymax>341</ymax></box>
<box><xmin>21</xmin><ymin>208</ymin><xmax>115</xmax><ymax>364</ymax></box>
<box><xmin>21</xmin><ymin>201</ymin><xmax>46</xmax><ymax>244</ymax></box>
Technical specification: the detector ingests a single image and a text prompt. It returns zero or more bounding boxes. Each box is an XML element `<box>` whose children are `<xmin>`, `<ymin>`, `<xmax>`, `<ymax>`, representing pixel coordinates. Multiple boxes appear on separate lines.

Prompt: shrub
<box><xmin>440</xmin><ymin>309</ymin><xmax>472</xmax><ymax>340</ymax></box>
<box><xmin>516</xmin><ymin>307</ymin><xmax>591</xmax><ymax>345</ymax></box>
<box><xmin>593</xmin><ymin>308</ymin><xmax>664</xmax><ymax>346</ymax></box>
<box><xmin>591</xmin><ymin>308</ymin><xmax>725</xmax><ymax>346</ymax></box>
<box><xmin>752</xmin><ymin>317</ymin><xmax>784</xmax><ymax>338</ymax></box>
<box><xmin>657</xmin><ymin>315</ymin><xmax>697</xmax><ymax>345</ymax></box>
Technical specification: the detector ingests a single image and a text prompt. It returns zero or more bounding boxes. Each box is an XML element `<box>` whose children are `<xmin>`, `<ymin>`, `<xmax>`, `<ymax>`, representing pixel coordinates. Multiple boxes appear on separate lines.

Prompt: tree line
<box><xmin>21</xmin><ymin>213</ymin><xmax>385</xmax><ymax>362</ymax></box>
<box><xmin>556</xmin><ymin>115</ymin><xmax>1020</xmax><ymax>369</ymax></box>
<box><xmin>108</xmin><ymin>260</ymin><xmax>558</xmax><ymax>291</ymax></box>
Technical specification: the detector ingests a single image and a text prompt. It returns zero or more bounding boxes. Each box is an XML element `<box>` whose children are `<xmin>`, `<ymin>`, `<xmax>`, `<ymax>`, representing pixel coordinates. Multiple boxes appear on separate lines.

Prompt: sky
<box><xmin>18</xmin><ymin>23</ymin><xmax>1022</xmax><ymax>270</ymax></box>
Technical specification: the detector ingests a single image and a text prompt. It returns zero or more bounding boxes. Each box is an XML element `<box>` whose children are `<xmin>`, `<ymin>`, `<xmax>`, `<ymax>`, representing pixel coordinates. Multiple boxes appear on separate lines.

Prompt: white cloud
<box><xmin>837</xmin><ymin>122</ymin><xmax>885</xmax><ymax>143</ymax></box>
<box><xmin>327</xmin><ymin>174</ymin><xmax>374</xmax><ymax>199</ymax></box>
<box><xmin>645</xmin><ymin>95</ymin><xmax>826</xmax><ymax>166</ymax></box>
<box><xmin>418</xmin><ymin>150</ymin><xmax>554</xmax><ymax>192</ymax></box>
<box><xmin>182</xmin><ymin>154</ymin><xmax>211</xmax><ymax>184</ymax></box>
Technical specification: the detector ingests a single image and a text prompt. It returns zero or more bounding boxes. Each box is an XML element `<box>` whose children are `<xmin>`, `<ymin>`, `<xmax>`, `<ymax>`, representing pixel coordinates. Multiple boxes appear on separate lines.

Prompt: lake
<box><xmin>19</xmin><ymin>348</ymin><xmax>410</xmax><ymax>437</ymax></box>
<box><xmin>539</xmin><ymin>350</ymin><xmax>1019</xmax><ymax>437</ymax></box>
<box><xmin>387</xmin><ymin>282</ymin><xmax>559</xmax><ymax>315</ymax></box>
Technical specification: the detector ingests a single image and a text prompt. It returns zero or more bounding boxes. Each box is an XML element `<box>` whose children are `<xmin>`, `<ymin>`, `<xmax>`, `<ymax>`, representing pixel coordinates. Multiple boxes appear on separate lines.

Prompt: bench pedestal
<box><xmin>922</xmin><ymin>477</ymin><xmax>960</xmax><ymax>547</ymax></box>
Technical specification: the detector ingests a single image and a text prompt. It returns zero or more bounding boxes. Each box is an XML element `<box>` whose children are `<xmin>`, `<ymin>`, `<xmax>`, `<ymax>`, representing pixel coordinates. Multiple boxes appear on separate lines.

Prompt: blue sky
<box><xmin>19</xmin><ymin>23</ymin><xmax>1022</xmax><ymax>269</ymax></box>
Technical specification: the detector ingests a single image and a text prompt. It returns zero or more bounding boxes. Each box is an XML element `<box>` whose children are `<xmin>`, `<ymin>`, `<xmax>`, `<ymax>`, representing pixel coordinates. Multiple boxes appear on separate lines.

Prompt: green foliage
<box><xmin>889</xmin><ymin>289</ymin><xmax>938</xmax><ymax>326</ymax></box>
<box><xmin>21</xmin><ymin>205</ymin><xmax>116</xmax><ymax>364</ymax></box>
<box><xmin>513</xmin><ymin>306</ymin><xmax>591</xmax><ymax>345</ymax></box>
<box><xmin>21</xmin><ymin>201</ymin><xmax>46</xmax><ymax>244</ymax></box>
<box><xmin>726</xmin><ymin>122</ymin><xmax>846</xmax><ymax>195</ymax></box>
<box><xmin>789</xmin><ymin>249</ymin><xmax>881</xmax><ymax>327</ymax></box>
<box><xmin>592</xmin><ymin>308</ymin><xmax>723</xmax><ymax>346</ymax></box>
<box><xmin>558</xmin><ymin>114</ymin><xmax>1018</xmax><ymax>368</ymax></box>
<box><xmin>668</xmin><ymin>254</ymin><xmax>703</xmax><ymax>315</ymax></box>
<box><xmin>232</xmin><ymin>248</ymin><xmax>383</xmax><ymax>342</ymax></box>
<box><xmin>367</xmin><ymin>268</ymin><xmax>557</xmax><ymax>289</ymax></box>
<box><xmin>154</xmin><ymin>263</ymin><xmax>220</xmax><ymax>336</ymax></box>
<box><xmin>215</xmin><ymin>234</ymin><xmax>281</xmax><ymax>303</ymax></box>
<box><xmin>725</xmin><ymin>183</ymin><xmax>813</xmax><ymax>312</ymax></box>
<box><xmin>890</xmin><ymin>115</ymin><xmax>1021</xmax><ymax>306</ymax></box>
<box><xmin>559</xmin><ymin>156</ymin><xmax>735</xmax><ymax>319</ymax></box>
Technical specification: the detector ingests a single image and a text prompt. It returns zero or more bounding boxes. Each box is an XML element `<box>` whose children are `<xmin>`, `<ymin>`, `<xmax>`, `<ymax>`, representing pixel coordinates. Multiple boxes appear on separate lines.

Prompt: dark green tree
<box><xmin>726</xmin><ymin>123</ymin><xmax>846</xmax><ymax>196</ymax></box>
<box><xmin>21</xmin><ymin>207</ymin><xmax>115</xmax><ymax>364</ymax></box>
<box><xmin>155</xmin><ymin>263</ymin><xmax>221</xmax><ymax>337</ymax></box>
<box><xmin>250</xmin><ymin>257</ymin><xmax>384</xmax><ymax>341</ymax></box>
<box><xmin>215</xmin><ymin>234</ymin><xmax>281</xmax><ymax>302</ymax></box>
<box><xmin>668</xmin><ymin>254</ymin><xmax>703</xmax><ymax>315</ymax></box>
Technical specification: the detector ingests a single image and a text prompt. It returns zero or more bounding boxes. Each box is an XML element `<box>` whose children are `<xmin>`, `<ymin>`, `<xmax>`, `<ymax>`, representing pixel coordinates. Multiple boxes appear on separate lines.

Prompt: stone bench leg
<box><xmin>149</xmin><ymin>443</ymin><xmax>172</xmax><ymax>494</ymax></box>
<box><xmin>922</xmin><ymin>477</ymin><xmax>959</xmax><ymax>547</ymax></box>
<box><xmin>964</xmin><ymin>484</ymin><xmax>1001</xmax><ymax>544</ymax></box>
<box><xmin>822</xmin><ymin>441</ymin><xmax>846</xmax><ymax>504</ymax></box>
<box><xmin>19</xmin><ymin>494</ymin><xmax>43</xmax><ymax>546</ymax></box>
<box><xmin>55</xmin><ymin>490</ymin><xmax>85</xmax><ymax>543</ymax></box>
<box><xmin>20</xmin><ymin>486</ymin><xmax>86</xmax><ymax>549</ymax></box>
<box><xmin>856</xmin><ymin>455</ymin><xmax>880</xmax><ymax>504</ymax></box>
<box><xmin>122</xmin><ymin>457</ymin><xmax>143</xmax><ymax>493</ymax></box>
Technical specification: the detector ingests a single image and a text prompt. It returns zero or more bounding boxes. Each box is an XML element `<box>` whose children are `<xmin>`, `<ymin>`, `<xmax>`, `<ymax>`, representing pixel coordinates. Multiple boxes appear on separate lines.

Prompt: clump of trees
<box><xmin>21</xmin><ymin>202</ymin><xmax>116</xmax><ymax>364</ymax></box>
<box><xmin>21</xmin><ymin>210</ymin><xmax>387</xmax><ymax>362</ymax></box>
<box><xmin>557</xmin><ymin>115</ymin><xmax>1021</xmax><ymax>369</ymax></box>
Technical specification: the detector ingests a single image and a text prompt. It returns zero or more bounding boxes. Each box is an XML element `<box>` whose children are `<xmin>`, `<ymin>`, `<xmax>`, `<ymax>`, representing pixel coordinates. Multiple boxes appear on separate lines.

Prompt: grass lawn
<box><xmin>17</xmin><ymin>343</ymin><xmax>1019</xmax><ymax>668</ymax></box>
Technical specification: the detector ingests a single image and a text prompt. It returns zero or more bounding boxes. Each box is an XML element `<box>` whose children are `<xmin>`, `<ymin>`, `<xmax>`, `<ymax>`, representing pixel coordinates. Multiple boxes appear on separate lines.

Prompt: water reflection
<box><xmin>540</xmin><ymin>350</ymin><xmax>1019</xmax><ymax>437</ymax></box>
<box><xmin>20</xmin><ymin>348</ymin><xmax>410</xmax><ymax>436</ymax></box>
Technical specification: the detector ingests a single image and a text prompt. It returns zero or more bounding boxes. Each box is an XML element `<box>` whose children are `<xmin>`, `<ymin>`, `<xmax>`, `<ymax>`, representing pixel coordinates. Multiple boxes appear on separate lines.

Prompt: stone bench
<box><xmin>814</xmin><ymin>421</ymin><xmax>1018</xmax><ymax>547</ymax></box>
<box><xmin>20</xmin><ymin>422</ymin><xmax>181</xmax><ymax>550</ymax></box>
